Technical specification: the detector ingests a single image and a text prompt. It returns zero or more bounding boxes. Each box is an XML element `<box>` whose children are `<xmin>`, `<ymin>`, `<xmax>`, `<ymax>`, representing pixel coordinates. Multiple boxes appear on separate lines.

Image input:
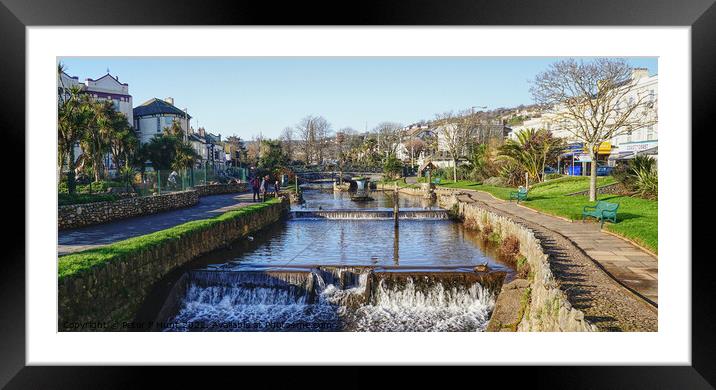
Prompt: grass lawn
<box><xmin>58</xmin><ymin>198</ymin><xmax>283</xmax><ymax>279</ymax></box>
<box><xmin>438</xmin><ymin>176</ymin><xmax>657</xmax><ymax>254</ymax></box>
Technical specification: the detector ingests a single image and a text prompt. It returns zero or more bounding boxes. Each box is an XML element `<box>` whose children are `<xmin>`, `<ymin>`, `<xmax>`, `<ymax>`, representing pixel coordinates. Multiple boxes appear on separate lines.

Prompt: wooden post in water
<box><xmin>393</xmin><ymin>185</ymin><xmax>399</xmax><ymax>227</ymax></box>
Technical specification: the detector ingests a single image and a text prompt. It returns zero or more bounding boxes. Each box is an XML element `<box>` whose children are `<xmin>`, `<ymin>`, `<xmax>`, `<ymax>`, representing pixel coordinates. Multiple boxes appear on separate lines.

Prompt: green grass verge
<box><xmin>438</xmin><ymin>176</ymin><xmax>657</xmax><ymax>253</ymax></box>
<box><xmin>58</xmin><ymin>197</ymin><xmax>283</xmax><ymax>280</ymax></box>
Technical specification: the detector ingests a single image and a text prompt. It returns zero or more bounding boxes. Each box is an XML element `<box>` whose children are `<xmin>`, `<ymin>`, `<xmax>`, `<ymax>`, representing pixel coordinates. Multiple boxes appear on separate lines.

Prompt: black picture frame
<box><xmin>1</xmin><ymin>0</ymin><xmax>712</xmax><ymax>387</ymax></box>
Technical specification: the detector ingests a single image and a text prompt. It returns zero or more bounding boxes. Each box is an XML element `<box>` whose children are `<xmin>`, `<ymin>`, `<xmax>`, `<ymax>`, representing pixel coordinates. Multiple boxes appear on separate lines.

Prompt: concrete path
<box><xmin>58</xmin><ymin>192</ymin><xmax>257</xmax><ymax>256</ymax></box>
<box><xmin>439</xmin><ymin>188</ymin><xmax>658</xmax><ymax>306</ymax></box>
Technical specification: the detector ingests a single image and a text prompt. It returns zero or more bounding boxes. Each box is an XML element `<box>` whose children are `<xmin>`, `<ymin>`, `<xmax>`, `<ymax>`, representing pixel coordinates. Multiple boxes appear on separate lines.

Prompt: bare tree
<box><xmin>374</xmin><ymin>122</ymin><xmax>404</xmax><ymax>158</ymax></box>
<box><xmin>280</xmin><ymin>126</ymin><xmax>294</xmax><ymax>162</ymax></box>
<box><xmin>296</xmin><ymin>115</ymin><xmax>331</xmax><ymax>165</ymax></box>
<box><xmin>530</xmin><ymin>58</ymin><xmax>658</xmax><ymax>201</ymax></box>
<box><xmin>432</xmin><ymin>110</ymin><xmax>479</xmax><ymax>182</ymax></box>
<box><xmin>246</xmin><ymin>133</ymin><xmax>264</xmax><ymax>167</ymax></box>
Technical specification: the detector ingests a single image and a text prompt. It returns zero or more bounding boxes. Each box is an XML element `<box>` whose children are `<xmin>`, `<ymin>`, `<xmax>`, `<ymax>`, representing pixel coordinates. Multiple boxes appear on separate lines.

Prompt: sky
<box><xmin>60</xmin><ymin>57</ymin><xmax>658</xmax><ymax>139</ymax></box>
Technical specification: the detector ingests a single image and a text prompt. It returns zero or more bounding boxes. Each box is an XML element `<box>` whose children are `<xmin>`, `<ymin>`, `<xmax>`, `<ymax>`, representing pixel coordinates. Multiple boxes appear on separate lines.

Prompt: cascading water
<box><xmin>291</xmin><ymin>210</ymin><xmax>449</xmax><ymax>220</ymax></box>
<box><xmin>163</xmin><ymin>267</ymin><xmax>501</xmax><ymax>332</ymax></box>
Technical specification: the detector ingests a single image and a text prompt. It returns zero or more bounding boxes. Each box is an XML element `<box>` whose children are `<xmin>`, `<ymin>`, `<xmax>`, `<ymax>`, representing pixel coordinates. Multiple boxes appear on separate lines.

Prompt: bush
<box><xmin>382</xmin><ymin>155</ymin><xmax>403</xmax><ymax>179</ymax></box>
<box><xmin>613</xmin><ymin>156</ymin><xmax>657</xmax><ymax>199</ymax></box>
<box><xmin>499</xmin><ymin>160</ymin><xmax>526</xmax><ymax>187</ymax></box>
<box><xmin>515</xmin><ymin>255</ymin><xmax>530</xmax><ymax>279</ymax></box>
<box><xmin>499</xmin><ymin>235</ymin><xmax>521</xmax><ymax>262</ymax></box>
<box><xmin>58</xmin><ymin>180</ymin><xmax>125</xmax><ymax>194</ymax></box>
<box><xmin>635</xmin><ymin>166</ymin><xmax>658</xmax><ymax>199</ymax></box>
<box><xmin>58</xmin><ymin>193</ymin><xmax>119</xmax><ymax>206</ymax></box>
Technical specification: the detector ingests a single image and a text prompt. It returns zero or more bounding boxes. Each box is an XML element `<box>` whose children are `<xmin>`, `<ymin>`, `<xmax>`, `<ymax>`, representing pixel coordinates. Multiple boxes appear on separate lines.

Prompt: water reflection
<box><xmin>192</xmin><ymin>189</ymin><xmax>511</xmax><ymax>273</ymax></box>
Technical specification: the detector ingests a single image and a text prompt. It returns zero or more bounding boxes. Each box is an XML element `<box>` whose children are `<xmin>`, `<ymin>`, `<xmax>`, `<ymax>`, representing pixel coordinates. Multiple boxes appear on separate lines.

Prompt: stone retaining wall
<box><xmin>59</xmin><ymin>183</ymin><xmax>249</xmax><ymax>230</ymax></box>
<box><xmin>58</xmin><ymin>190</ymin><xmax>199</xmax><ymax>230</ymax></box>
<box><xmin>58</xmin><ymin>198</ymin><xmax>290</xmax><ymax>331</ymax></box>
<box><xmin>438</xmin><ymin>193</ymin><xmax>597</xmax><ymax>332</ymax></box>
<box><xmin>565</xmin><ymin>182</ymin><xmax>624</xmax><ymax>196</ymax></box>
<box><xmin>194</xmin><ymin>183</ymin><xmax>248</xmax><ymax>196</ymax></box>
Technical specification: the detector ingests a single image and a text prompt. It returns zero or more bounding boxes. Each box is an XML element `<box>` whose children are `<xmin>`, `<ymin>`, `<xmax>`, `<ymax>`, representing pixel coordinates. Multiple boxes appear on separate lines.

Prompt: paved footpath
<box><xmin>58</xmin><ymin>192</ymin><xmax>257</xmax><ymax>256</ymax></box>
<box><xmin>439</xmin><ymin>188</ymin><xmax>658</xmax><ymax>306</ymax></box>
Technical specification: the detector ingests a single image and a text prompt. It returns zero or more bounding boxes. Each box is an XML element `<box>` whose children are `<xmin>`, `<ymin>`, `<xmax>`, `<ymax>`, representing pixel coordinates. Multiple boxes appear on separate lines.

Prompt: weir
<box><xmin>158</xmin><ymin>265</ymin><xmax>506</xmax><ymax>332</ymax></box>
<box><xmin>291</xmin><ymin>209</ymin><xmax>449</xmax><ymax>220</ymax></box>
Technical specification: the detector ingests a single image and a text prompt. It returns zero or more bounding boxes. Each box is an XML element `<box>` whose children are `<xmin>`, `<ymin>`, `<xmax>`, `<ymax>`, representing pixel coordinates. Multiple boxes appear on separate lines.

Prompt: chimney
<box><xmin>631</xmin><ymin>68</ymin><xmax>649</xmax><ymax>80</ymax></box>
<box><xmin>164</xmin><ymin>97</ymin><xmax>174</xmax><ymax>106</ymax></box>
<box><xmin>198</xmin><ymin>127</ymin><xmax>205</xmax><ymax>137</ymax></box>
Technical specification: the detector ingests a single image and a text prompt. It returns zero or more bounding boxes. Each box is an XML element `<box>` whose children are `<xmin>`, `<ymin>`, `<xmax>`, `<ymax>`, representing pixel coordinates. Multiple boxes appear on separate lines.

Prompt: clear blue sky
<box><xmin>60</xmin><ymin>57</ymin><xmax>657</xmax><ymax>139</ymax></box>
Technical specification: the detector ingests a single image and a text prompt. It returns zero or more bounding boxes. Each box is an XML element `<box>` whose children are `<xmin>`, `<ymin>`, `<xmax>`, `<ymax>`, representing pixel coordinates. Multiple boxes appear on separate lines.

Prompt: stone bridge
<box><xmin>295</xmin><ymin>171</ymin><xmax>383</xmax><ymax>183</ymax></box>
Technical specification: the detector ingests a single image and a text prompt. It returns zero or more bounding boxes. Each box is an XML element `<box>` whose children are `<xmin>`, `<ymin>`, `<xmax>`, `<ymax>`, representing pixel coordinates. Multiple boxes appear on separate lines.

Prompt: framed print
<box><xmin>1</xmin><ymin>0</ymin><xmax>713</xmax><ymax>387</ymax></box>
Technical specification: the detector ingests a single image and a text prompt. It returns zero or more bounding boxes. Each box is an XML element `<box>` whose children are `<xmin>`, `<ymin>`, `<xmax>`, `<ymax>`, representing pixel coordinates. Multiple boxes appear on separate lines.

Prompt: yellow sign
<box><xmin>583</xmin><ymin>142</ymin><xmax>612</xmax><ymax>155</ymax></box>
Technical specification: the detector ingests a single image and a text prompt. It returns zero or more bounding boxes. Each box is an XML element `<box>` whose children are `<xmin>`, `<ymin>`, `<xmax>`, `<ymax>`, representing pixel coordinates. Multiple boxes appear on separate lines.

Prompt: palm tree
<box><xmin>499</xmin><ymin>129</ymin><xmax>564</xmax><ymax>185</ymax></box>
<box><xmin>58</xmin><ymin>85</ymin><xmax>90</xmax><ymax>194</ymax></box>
<box><xmin>80</xmin><ymin>100</ymin><xmax>114</xmax><ymax>182</ymax></box>
<box><xmin>172</xmin><ymin>140</ymin><xmax>198</xmax><ymax>172</ymax></box>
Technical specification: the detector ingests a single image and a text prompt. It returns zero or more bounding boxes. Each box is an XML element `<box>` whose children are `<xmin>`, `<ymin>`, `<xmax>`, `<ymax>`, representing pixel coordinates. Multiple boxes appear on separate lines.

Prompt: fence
<box><xmin>133</xmin><ymin>167</ymin><xmax>249</xmax><ymax>196</ymax></box>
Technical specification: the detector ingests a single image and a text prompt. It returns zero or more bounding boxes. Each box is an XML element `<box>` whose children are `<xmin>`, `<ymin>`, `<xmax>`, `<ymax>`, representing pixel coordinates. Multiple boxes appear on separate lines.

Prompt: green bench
<box><xmin>582</xmin><ymin>201</ymin><xmax>619</xmax><ymax>227</ymax></box>
<box><xmin>509</xmin><ymin>186</ymin><xmax>528</xmax><ymax>203</ymax></box>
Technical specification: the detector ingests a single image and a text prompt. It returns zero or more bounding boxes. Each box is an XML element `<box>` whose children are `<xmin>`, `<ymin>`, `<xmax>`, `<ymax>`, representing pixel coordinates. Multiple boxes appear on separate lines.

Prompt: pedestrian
<box><xmin>251</xmin><ymin>176</ymin><xmax>260</xmax><ymax>202</ymax></box>
<box><xmin>260</xmin><ymin>175</ymin><xmax>269</xmax><ymax>201</ymax></box>
<box><xmin>274</xmin><ymin>180</ymin><xmax>280</xmax><ymax>197</ymax></box>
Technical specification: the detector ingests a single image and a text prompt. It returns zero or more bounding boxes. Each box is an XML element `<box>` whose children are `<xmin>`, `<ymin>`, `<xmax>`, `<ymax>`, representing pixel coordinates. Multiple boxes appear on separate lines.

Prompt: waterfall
<box><xmin>291</xmin><ymin>210</ymin><xmax>449</xmax><ymax>220</ymax></box>
<box><xmin>163</xmin><ymin>267</ymin><xmax>502</xmax><ymax>332</ymax></box>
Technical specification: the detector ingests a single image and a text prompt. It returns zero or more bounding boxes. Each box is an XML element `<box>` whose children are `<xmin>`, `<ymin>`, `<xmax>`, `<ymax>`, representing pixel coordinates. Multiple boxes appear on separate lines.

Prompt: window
<box><xmin>647</xmin><ymin>126</ymin><xmax>655</xmax><ymax>141</ymax></box>
<box><xmin>156</xmin><ymin>117</ymin><xmax>161</xmax><ymax>133</ymax></box>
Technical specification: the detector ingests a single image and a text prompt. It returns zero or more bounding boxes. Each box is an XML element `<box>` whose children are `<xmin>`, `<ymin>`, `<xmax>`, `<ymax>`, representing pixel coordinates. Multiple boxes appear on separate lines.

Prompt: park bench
<box><xmin>509</xmin><ymin>186</ymin><xmax>528</xmax><ymax>203</ymax></box>
<box><xmin>582</xmin><ymin>200</ymin><xmax>619</xmax><ymax>227</ymax></box>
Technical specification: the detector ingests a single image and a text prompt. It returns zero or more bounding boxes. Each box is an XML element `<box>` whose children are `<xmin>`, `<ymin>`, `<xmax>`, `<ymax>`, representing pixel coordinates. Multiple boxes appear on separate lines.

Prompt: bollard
<box><xmin>393</xmin><ymin>185</ymin><xmax>399</xmax><ymax>227</ymax></box>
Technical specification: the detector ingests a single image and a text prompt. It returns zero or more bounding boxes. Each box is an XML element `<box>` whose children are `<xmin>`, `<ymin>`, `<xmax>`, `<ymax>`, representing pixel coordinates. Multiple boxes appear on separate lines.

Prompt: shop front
<box><xmin>558</xmin><ymin>142</ymin><xmax>612</xmax><ymax>176</ymax></box>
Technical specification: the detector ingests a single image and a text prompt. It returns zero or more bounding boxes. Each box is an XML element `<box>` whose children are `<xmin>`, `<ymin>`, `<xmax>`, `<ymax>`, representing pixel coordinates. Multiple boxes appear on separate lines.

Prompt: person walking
<box><xmin>274</xmin><ymin>180</ymin><xmax>280</xmax><ymax>197</ymax></box>
<box><xmin>260</xmin><ymin>175</ymin><xmax>269</xmax><ymax>202</ymax></box>
<box><xmin>251</xmin><ymin>176</ymin><xmax>260</xmax><ymax>202</ymax></box>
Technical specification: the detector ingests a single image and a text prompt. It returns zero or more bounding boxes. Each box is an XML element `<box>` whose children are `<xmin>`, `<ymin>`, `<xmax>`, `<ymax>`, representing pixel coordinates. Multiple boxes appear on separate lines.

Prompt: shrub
<box><xmin>515</xmin><ymin>255</ymin><xmax>531</xmax><ymax>279</ymax></box>
<box><xmin>58</xmin><ymin>193</ymin><xmax>119</xmax><ymax>206</ymax></box>
<box><xmin>499</xmin><ymin>160</ymin><xmax>526</xmax><ymax>187</ymax></box>
<box><xmin>613</xmin><ymin>156</ymin><xmax>658</xmax><ymax>199</ymax></box>
<box><xmin>634</xmin><ymin>166</ymin><xmax>658</xmax><ymax>199</ymax></box>
<box><xmin>480</xmin><ymin>224</ymin><xmax>494</xmax><ymax>241</ymax></box>
<box><xmin>499</xmin><ymin>235</ymin><xmax>521</xmax><ymax>261</ymax></box>
<box><xmin>382</xmin><ymin>155</ymin><xmax>403</xmax><ymax>179</ymax></box>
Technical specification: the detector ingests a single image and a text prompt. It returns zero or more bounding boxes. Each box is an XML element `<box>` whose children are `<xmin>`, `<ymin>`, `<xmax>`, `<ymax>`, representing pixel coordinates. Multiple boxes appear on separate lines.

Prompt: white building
<box><xmin>133</xmin><ymin>97</ymin><xmax>191</xmax><ymax>144</ymax></box>
<box><xmin>59</xmin><ymin>71</ymin><xmax>133</xmax><ymax>125</ymax></box>
<box><xmin>508</xmin><ymin>68</ymin><xmax>658</xmax><ymax>162</ymax></box>
<box><xmin>608</xmin><ymin>69</ymin><xmax>658</xmax><ymax>160</ymax></box>
<box><xmin>59</xmin><ymin>71</ymin><xmax>134</xmax><ymax>173</ymax></box>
